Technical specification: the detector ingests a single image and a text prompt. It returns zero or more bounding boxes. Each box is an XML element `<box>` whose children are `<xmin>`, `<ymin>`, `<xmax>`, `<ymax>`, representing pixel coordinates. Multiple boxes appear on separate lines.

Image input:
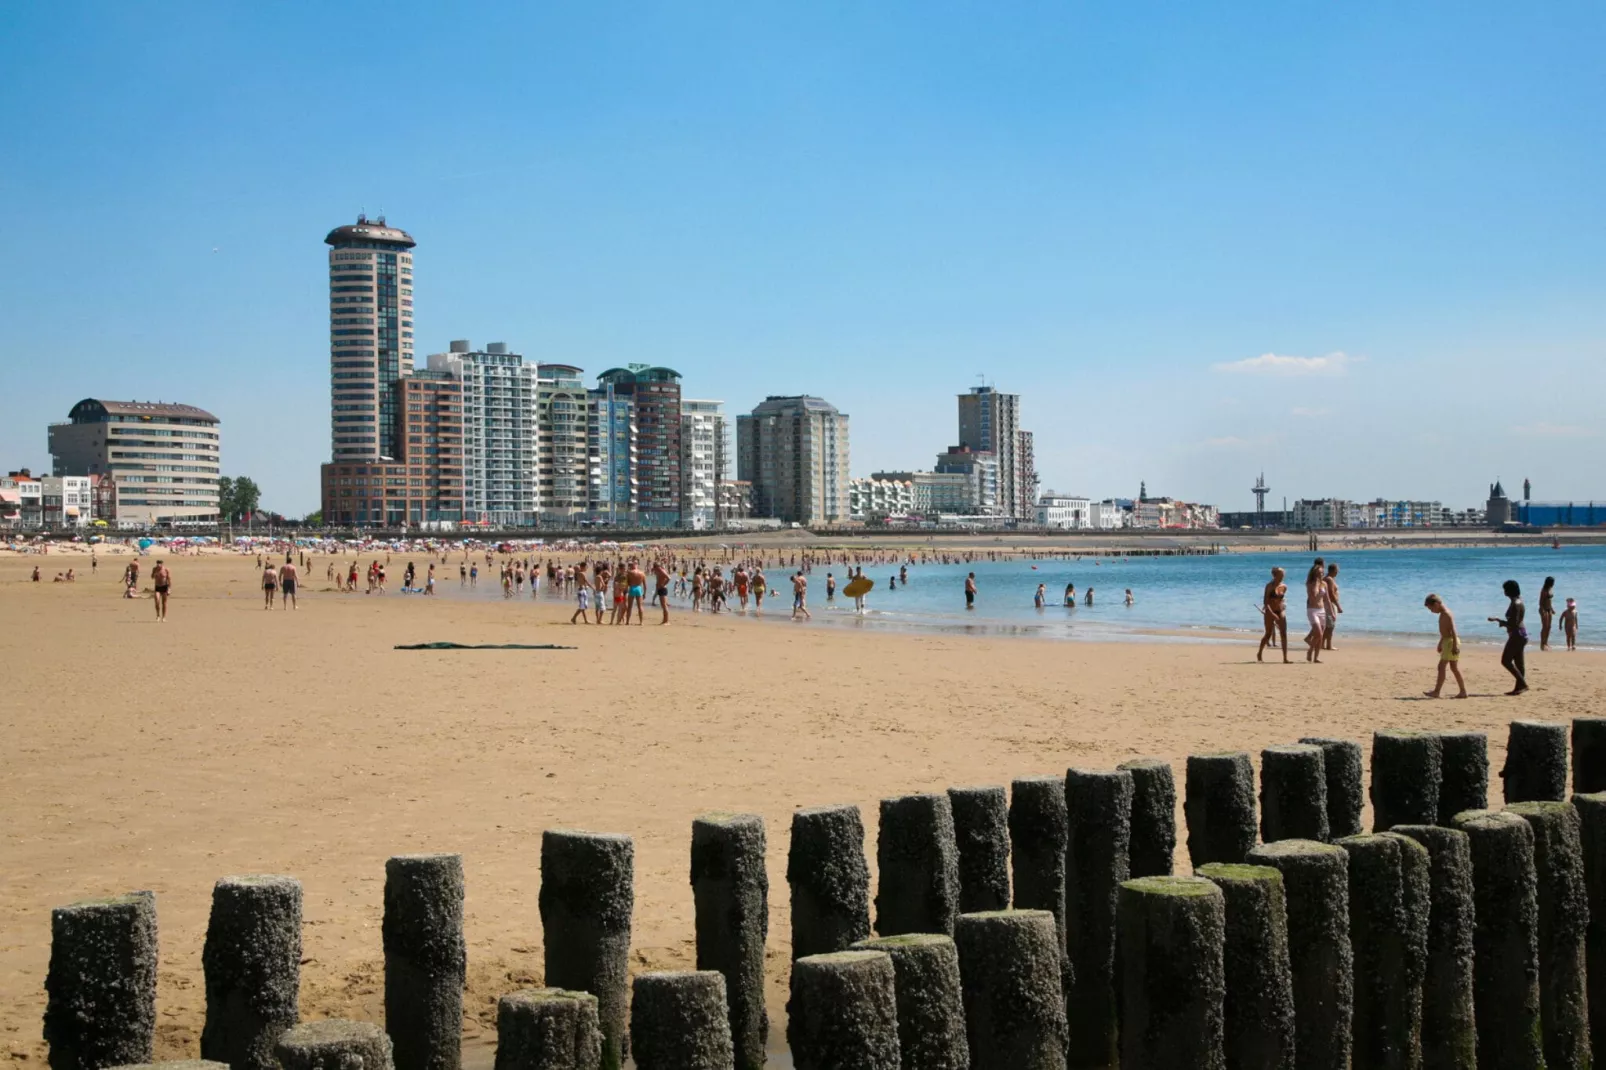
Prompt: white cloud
<box><xmin>1212</xmin><ymin>351</ymin><xmax>1357</xmax><ymax>376</ymax></box>
<box><xmin>1290</xmin><ymin>406</ymin><xmax>1330</xmax><ymax>417</ymax></box>
<box><xmin>1511</xmin><ymin>422</ymin><xmax>1598</xmax><ymax>439</ymax></box>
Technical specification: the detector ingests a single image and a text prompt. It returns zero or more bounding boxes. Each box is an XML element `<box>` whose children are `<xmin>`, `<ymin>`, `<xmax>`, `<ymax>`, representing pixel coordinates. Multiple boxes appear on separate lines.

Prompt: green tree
<box><xmin>217</xmin><ymin>475</ymin><xmax>262</xmax><ymax>521</ymax></box>
<box><xmin>303</xmin><ymin>509</ymin><xmax>323</xmax><ymax>527</ymax></box>
<box><xmin>233</xmin><ymin>477</ymin><xmax>261</xmax><ymax>519</ymax></box>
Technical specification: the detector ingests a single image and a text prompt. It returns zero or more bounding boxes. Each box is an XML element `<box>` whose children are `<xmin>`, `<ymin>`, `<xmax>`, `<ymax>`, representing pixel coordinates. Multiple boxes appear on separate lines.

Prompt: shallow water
<box><xmin>413</xmin><ymin>543</ymin><xmax>1601</xmax><ymax>649</ymax></box>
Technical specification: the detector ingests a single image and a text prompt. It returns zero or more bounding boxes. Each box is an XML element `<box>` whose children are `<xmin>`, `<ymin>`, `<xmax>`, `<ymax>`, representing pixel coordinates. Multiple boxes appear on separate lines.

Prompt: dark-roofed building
<box><xmin>326</xmin><ymin>214</ymin><xmax>416</xmax><ymax>463</ymax></box>
<box><xmin>49</xmin><ymin>398</ymin><xmax>221</xmax><ymax>526</ymax></box>
<box><xmin>595</xmin><ymin>365</ymin><xmax>683</xmax><ymax>527</ymax></box>
<box><xmin>736</xmin><ymin>395</ymin><xmax>850</xmax><ymax>525</ymax></box>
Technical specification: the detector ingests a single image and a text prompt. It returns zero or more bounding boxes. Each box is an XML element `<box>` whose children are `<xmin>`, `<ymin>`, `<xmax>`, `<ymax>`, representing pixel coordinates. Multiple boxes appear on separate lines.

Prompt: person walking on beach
<box><xmin>1303</xmin><ymin>559</ymin><xmax>1329</xmax><ymax>663</ymax></box>
<box><xmin>653</xmin><ymin>560</ymin><xmax>671</xmax><ymax>625</ymax></box>
<box><xmin>150</xmin><ymin>559</ymin><xmax>171</xmax><ymax>622</ymax></box>
<box><xmin>262</xmin><ymin>563</ymin><xmax>278</xmax><ymax>609</ymax></box>
<box><xmin>1539</xmin><ymin>576</ymin><xmax>1556</xmax><ymax>650</ymax></box>
<box><xmin>1424</xmin><ymin>593</ymin><xmax>1467</xmax><ymax>698</ymax></box>
<box><xmin>1489</xmin><ymin>579</ymin><xmax>1529</xmax><ymax>695</ymax></box>
<box><xmin>570</xmin><ymin>582</ymin><xmax>591</xmax><ymax>624</ymax></box>
<box><xmin>280</xmin><ymin>559</ymin><xmax>298</xmax><ymax>610</ymax></box>
<box><xmin>826</xmin><ymin>573</ymin><xmax>836</xmax><ymax>604</ymax></box>
<box><xmin>751</xmin><ymin>568</ymin><xmax>766</xmax><ymax>613</ymax></box>
<box><xmin>792</xmin><ymin>571</ymin><xmax>812</xmax><ymax>620</ymax></box>
<box><xmin>1258</xmin><ymin>567</ymin><xmax>1290</xmax><ymax>663</ymax></box>
<box><xmin>1322</xmin><ymin>563</ymin><xmax>1343</xmax><ymax>650</ymax></box>
<box><xmin>965</xmin><ymin>572</ymin><xmax>977</xmax><ymax>610</ymax></box>
<box><xmin>1562</xmin><ymin>598</ymin><xmax>1579</xmax><ymax>650</ymax></box>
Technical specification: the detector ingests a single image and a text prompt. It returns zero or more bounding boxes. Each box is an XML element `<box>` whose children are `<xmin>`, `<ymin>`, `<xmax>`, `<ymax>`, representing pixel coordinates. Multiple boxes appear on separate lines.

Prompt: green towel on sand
<box><xmin>393</xmin><ymin>642</ymin><xmax>577</xmax><ymax>650</ymax></box>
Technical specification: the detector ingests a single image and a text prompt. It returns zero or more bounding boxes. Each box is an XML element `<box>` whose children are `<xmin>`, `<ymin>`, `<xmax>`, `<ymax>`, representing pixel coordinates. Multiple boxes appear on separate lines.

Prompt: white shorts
<box><xmin>1307</xmin><ymin>607</ymin><xmax>1326</xmax><ymax>632</ymax></box>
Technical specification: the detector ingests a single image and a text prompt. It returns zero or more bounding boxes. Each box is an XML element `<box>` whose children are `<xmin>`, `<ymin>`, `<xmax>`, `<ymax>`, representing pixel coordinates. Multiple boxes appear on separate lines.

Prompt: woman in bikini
<box><xmin>1538</xmin><ymin>576</ymin><xmax>1556</xmax><ymax>651</ymax></box>
<box><xmin>1258</xmin><ymin>567</ymin><xmax>1290</xmax><ymax>663</ymax></box>
<box><xmin>1489</xmin><ymin>579</ymin><xmax>1530</xmax><ymax>695</ymax></box>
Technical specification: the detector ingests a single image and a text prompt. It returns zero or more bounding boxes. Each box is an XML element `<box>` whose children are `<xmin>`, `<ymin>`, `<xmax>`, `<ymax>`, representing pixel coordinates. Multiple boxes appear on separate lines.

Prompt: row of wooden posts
<box><xmin>41</xmin><ymin>717</ymin><xmax>1606</xmax><ymax>1070</ymax></box>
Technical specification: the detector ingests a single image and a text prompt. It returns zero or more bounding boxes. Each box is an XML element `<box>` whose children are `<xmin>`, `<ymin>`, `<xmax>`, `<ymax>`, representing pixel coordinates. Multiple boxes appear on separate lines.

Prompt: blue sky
<box><xmin>1</xmin><ymin>2</ymin><xmax>1602</xmax><ymax>515</ymax></box>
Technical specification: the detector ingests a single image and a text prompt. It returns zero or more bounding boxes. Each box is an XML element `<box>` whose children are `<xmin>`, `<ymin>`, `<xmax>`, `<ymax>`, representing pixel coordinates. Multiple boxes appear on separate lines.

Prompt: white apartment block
<box><xmin>535</xmin><ymin>363</ymin><xmax>589</xmax><ymax>523</ymax></box>
<box><xmin>1091</xmin><ymin>500</ymin><xmax>1125</xmax><ymax>529</ymax></box>
<box><xmin>1037</xmin><ymin>493</ymin><xmax>1093</xmax><ymax>529</ymax></box>
<box><xmin>428</xmin><ymin>341</ymin><xmax>536</xmax><ymax>526</ymax></box>
<box><xmin>680</xmin><ymin>399</ymin><xmax>725</xmax><ymax>529</ymax></box>
<box><xmin>849</xmin><ymin>477</ymin><xmax>915</xmax><ymax>522</ymax></box>
<box><xmin>42</xmin><ymin>476</ymin><xmax>92</xmax><ymax>529</ymax></box>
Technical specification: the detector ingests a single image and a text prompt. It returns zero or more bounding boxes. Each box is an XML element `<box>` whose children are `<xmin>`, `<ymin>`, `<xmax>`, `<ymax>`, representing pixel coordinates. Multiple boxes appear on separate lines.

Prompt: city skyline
<box><xmin>2</xmin><ymin>5</ymin><xmax>1602</xmax><ymax>515</ymax></box>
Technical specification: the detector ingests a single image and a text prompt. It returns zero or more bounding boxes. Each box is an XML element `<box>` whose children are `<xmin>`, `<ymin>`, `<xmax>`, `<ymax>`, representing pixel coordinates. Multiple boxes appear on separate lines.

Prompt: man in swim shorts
<box><xmin>653</xmin><ymin>561</ymin><xmax>671</xmax><ymax>625</ymax></box>
<box><xmin>625</xmin><ymin>560</ymin><xmax>647</xmax><ymax>625</ymax></box>
<box><xmin>151</xmin><ymin>559</ymin><xmax>171</xmax><ymax>621</ymax></box>
<box><xmin>1424</xmin><ymin>593</ymin><xmax>1467</xmax><ymax>698</ymax></box>
<box><xmin>280</xmin><ymin>558</ymin><xmax>298</xmax><ymax>610</ymax></box>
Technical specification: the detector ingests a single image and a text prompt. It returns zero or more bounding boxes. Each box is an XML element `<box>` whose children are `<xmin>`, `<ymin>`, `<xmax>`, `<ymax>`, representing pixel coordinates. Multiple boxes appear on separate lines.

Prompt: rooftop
<box><xmin>67</xmin><ymin>398</ymin><xmax>220</xmax><ymax>423</ymax></box>
<box><xmin>325</xmin><ymin>214</ymin><xmax>416</xmax><ymax>249</ymax></box>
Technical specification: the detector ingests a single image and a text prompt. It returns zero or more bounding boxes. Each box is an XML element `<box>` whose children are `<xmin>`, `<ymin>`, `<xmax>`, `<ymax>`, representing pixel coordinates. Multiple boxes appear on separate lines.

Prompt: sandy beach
<box><xmin>3</xmin><ymin>549</ymin><xmax>1604</xmax><ymax>1063</ymax></box>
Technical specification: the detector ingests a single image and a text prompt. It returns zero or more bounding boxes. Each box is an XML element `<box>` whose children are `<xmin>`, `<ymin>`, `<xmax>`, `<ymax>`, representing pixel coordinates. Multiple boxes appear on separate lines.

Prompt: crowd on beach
<box><xmin>1254</xmin><ymin>556</ymin><xmax>1580</xmax><ymax>699</ymax></box>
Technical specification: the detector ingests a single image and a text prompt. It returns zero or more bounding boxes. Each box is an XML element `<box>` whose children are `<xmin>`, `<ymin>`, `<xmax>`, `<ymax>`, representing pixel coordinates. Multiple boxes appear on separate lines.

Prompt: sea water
<box><xmin>801</xmin><ymin>544</ymin><xmax>1602</xmax><ymax>647</ymax></box>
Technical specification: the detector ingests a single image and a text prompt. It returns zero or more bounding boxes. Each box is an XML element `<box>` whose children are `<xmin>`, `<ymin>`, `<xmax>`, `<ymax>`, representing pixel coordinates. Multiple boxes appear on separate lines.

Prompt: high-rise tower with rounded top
<box><xmin>325</xmin><ymin>214</ymin><xmax>416</xmax><ymax>461</ymax></box>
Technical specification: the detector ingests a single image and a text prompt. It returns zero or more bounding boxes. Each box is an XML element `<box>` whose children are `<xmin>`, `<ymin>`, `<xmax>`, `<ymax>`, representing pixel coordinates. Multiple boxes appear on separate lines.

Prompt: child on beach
<box><xmin>1424</xmin><ymin>593</ymin><xmax>1468</xmax><ymax>699</ymax></box>
<box><xmin>1562</xmin><ymin>598</ymin><xmax>1579</xmax><ymax>651</ymax></box>
<box><xmin>569</xmin><ymin>584</ymin><xmax>590</xmax><ymax>624</ymax></box>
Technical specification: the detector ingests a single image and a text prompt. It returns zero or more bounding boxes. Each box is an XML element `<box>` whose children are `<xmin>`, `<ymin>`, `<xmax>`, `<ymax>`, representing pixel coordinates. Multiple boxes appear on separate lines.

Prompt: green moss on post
<box><xmin>948</xmin><ymin>786</ymin><xmax>1011</xmax><ymax>914</ymax></box>
<box><xmin>1451</xmin><ymin>809</ymin><xmax>1543</xmax><ymax>1070</ymax></box>
<box><xmin>1432</xmin><ymin>733</ymin><xmax>1488</xmax><ymax>826</ymax></box>
<box><xmin>1337</xmin><ymin>835</ymin><xmax>1426</xmax><ymax>1070</ymax></box>
<box><xmin>1260</xmin><ymin>745</ymin><xmax>1329</xmax><ymax>844</ymax></box>
<box><xmin>494</xmin><ymin>989</ymin><xmax>602</xmax><ymax>1070</ymax></box>
<box><xmin>1117</xmin><ymin>877</ymin><xmax>1226</xmax><ymax>1070</ymax></box>
<box><xmin>1195</xmin><ymin>864</ymin><xmax>1295</xmax><ymax>1070</ymax></box>
<box><xmin>1299</xmin><ymin>738</ymin><xmax>1363</xmax><ymax>839</ymax></box>
<box><xmin>1062</xmin><ymin>768</ymin><xmax>1133</xmax><ymax>1069</ymax></box>
<box><xmin>1380</xmin><ymin>832</ymin><xmax>1431</xmax><ymax>1064</ymax></box>
<box><xmin>855</xmin><ymin>934</ymin><xmax>968</xmax><ymax>1070</ymax></box>
<box><xmin>538</xmin><ymin>830</ymin><xmax>633</xmax><ymax>1070</ymax></box>
<box><xmin>1572</xmin><ymin>719</ymin><xmax>1606</xmax><ymax>794</ymax></box>
<box><xmin>274</xmin><ymin>1022</ymin><xmax>394</xmax><ymax>1070</ymax></box>
<box><xmin>1186</xmin><ymin>752</ymin><xmax>1258</xmax><ymax>867</ymax></box>
<box><xmin>384</xmin><ymin>854</ymin><xmax>466</xmax><ymax>1070</ymax></box>
<box><xmin>1008</xmin><ymin>778</ymin><xmax>1068</xmax><ymax>955</ymax></box>
<box><xmin>787</xmin><ymin>950</ymin><xmax>901</xmax><ymax>1070</ymax></box>
<box><xmin>629</xmin><ymin>971</ymin><xmax>735</xmax><ymax>1070</ymax></box>
<box><xmin>45</xmin><ymin>892</ymin><xmax>158</xmax><ymax>1070</ymax></box>
<box><xmin>691</xmin><ymin>813</ymin><xmax>768</xmax><ymax>1070</ymax></box>
<box><xmin>953</xmin><ymin>910</ymin><xmax>1067</xmax><ymax>1070</ymax></box>
<box><xmin>1390</xmin><ymin>825</ymin><xmax>1475</xmax><ymax>1070</ymax></box>
<box><xmin>1119</xmin><ymin>758</ymin><xmax>1177</xmax><ymax>878</ymax></box>
<box><xmin>1573</xmin><ymin>791</ymin><xmax>1606</xmax><ymax>1064</ymax></box>
<box><xmin>1245</xmin><ymin>840</ymin><xmax>1352</xmax><ymax>1070</ymax></box>
<box><xmin>1507</xmin><ymin>801</ymin><xmax>1590</xmax><ymax>1070</ymax></box>
<box><xmin>1370</xmin><ymin>730</ymin><xmax>1443</xmax><ymax>832</ymax></box>
<box><xmin>789</xmin><ymin>805</ymin><xmax>871</xmax><ymax>959</ymax></box>
<box><xmin>1504</xmin><ymin>721</ymin><xmax>1569</xmax><ymax>803</ymax></box>
<box><xmin>876</xmin><ymin>794</ymin><xmax>962</xmax><ymax>937</ymax></box>
<box><xmin>200</xmin><ymin>877</ymin><xmax>301</xmax><ymax>1070</ymax></box>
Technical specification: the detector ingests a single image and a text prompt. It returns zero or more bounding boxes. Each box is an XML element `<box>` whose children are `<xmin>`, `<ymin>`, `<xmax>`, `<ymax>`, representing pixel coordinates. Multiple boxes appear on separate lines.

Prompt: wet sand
<box><xmin>3</xmin><ymin>551</ymin><xmax>1603</xmax><ymax>1062</ymax></box>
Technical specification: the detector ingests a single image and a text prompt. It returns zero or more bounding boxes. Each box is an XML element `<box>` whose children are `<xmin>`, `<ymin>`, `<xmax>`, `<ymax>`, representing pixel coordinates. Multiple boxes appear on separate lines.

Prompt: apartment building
<box><xmin>49</xmin><ymin>399</ymin><xmax>221</xmax><ymax>526</ymax></box>
<box><xmin>737</xmin><ymin>396</ymin><xmax>850</xmax><ymax>526</ymax></box>
<box><xmin>428</xmin><ymin>341</ymin><xmax>536</xmax><ymax>526</ymax></box>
